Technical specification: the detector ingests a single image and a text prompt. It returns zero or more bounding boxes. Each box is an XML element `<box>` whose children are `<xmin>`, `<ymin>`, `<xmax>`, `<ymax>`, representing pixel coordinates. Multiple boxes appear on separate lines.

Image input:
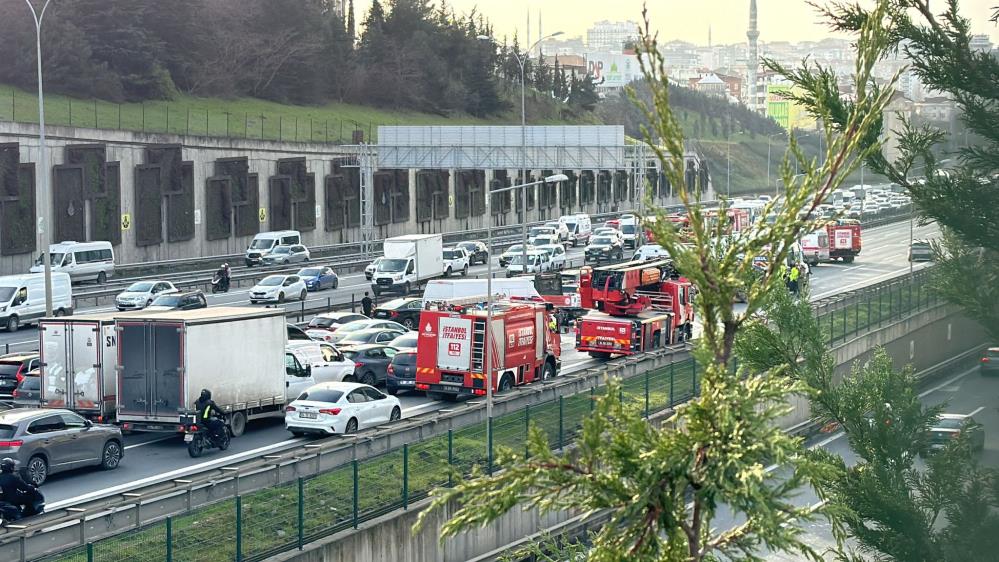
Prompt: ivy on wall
<box><xmin>213</xmin><ymin>157</ymin><xmax>258</xmax><ymax>238</ymax></box>
<box><xmin>560</xmin><ymin>170</ymin><xmax>578</xmax><ymax>210</ymax></box>
<box><xmin>490</xmin><ymin>170</ymin><xmax>511</xmax><ymax>215</ymax></box>
<box><xmin>580</xmin><ymin>170</ymin><xmax>595</xmax><ymax>204</ymax></box>
<box><xmin>134</xmin><ymin>165</ymin><xmax>162</xmax><ymax>246</ymax></box>
<box><xmin>53</xmin><ymin>165</ymin><xmax>87</xmax><ymax>242</ymax></box>
<box><xmin>62</xmin><ymin>145</ymin><xmax>122</xmax><ymax>245</ymax></box>
<box><xmin>276</xmin><ymin>157</ymin><xmax>316</xmax><ymax>232</ymax></box>
<box><xmin>597</xmin><ymin>170</ymin><xmax>612</xmax><ymax>204</ymax></box>
<box><xmin>205</xmin><ymin>176</ymin><xmax>232</xmax><ymax>241</ymax></box>
<box><xmin>145</xmin><ymin>145</ymin><xmax>194</xmax><ymax>243</ymax></box>
<box><xmin>0</xmin><ymin>144</ymin><xmax>35</xmax><ymax>255</ymax></box>
<box><xmin>415</xmin><ymin>170</ymin><xmax>449</xmax><ymax>222</ymax></box>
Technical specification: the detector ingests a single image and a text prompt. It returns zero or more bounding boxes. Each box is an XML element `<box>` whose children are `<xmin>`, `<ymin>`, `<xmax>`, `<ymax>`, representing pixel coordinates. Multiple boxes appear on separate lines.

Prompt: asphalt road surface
<box><xmin>0</xmin><ymin>218</ymin><xmax>940</xmax><ymax>506</ymax></box>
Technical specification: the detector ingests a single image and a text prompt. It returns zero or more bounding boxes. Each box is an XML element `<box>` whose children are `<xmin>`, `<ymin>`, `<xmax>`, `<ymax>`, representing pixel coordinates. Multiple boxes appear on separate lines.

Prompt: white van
<box><xmin>423</xmin><ymin>278</ymin><xmax>541</xmax><ymax>304</ymax></box>
<box><xmin>0</xmin><ymin>272</ymin><xmax>73</xmax><ymax>332</ymax></box>
<box><xmin>30</xmin><ymin>241</ymin><xmax>114</xmax><ymax>284</ymax></box>
<box><xmin>285</xmin><ymin>341</ymin><xmax>355</xmax><ymax>383</ymax></box>
<box><xmin>245</xmin><ymin>230</ymin><xmax>302</xmax><ymax>267</ymax></box>
<box><xmin>558</xmin><ymin>214</ymin><xmax>593</xmax><ymax>247</ymax></box>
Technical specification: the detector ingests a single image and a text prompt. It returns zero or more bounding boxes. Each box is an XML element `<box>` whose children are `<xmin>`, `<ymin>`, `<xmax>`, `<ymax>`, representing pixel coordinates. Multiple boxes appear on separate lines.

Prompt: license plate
<box><xmin>184</xmin><ymin>434</ymin><xmax>193</xmax><ymax>442</ymax></box>
<box><xmin>300</xmin><ymin>412</ymin><xmax>317</xmax><ymax>419</ymax></box>
<box><xmin>399</xmin><ymin>380</ymin><xmax>414</xmax><ymax>385</ymax></box>
<box><xmin>146</xmin><ymin>425</ymin><xmax>163</xmax><ymax>430</ymax></box>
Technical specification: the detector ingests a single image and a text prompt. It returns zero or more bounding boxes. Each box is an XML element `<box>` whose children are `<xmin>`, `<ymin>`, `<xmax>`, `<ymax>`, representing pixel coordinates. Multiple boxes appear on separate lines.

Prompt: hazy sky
<box><xmin>352</xmin><ymin>1</ymin><xmax>999</xmax><ymax>45</ymax></box>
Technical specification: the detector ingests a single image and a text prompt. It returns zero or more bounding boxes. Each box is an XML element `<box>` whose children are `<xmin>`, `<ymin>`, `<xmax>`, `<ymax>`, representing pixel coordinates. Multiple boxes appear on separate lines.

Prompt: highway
<box><xmin>1</xmin><ymin>218</ymin><xmax>938</xmax><ymax>506</ymax></box>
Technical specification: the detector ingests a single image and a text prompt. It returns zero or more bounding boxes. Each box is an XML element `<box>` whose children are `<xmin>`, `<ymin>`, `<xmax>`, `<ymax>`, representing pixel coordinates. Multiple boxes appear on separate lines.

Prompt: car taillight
<box><xmin>387</xmin><ymin>364</ymin><xmax>395</xmax><ymax>374</ymax></box>
<box><xmin>319</xmin><ymin>408</ymin><xmax>341</xmax><ymax>415</ymax></box>
<box><xmin>416</xmin><ymin>383</ymin><xmax>429</xmax><ymax>390</ymax></box>
<box><xmin>189</xmin><ymin>425</ymin><xmax>198</xmax><ymax>432</ymax></box>
<box><xmin>355</xmin><ymin>362</ymin><xmax>364</xmax><ymax>368</ymax></box>
<box><xmin>983</xmin><ymin>357</ymin><xmax>991</xmax><ymax>363</ymax></box>
<box><xmin>15</xmin><ymin>366</ymin><xmax>24</xmax><ymax>383</ymax></box>
<box><xmin>0</xmin><ymin>440</ymin><xmax>23</xmax><ymax>448</ymax></box>
<box><xmin>285</xmin><ymin>406</ymin><xmax>296</xmax><ymax>412</ymax></box>
<box><xmin>390</xmin><ymin>311</ymin><xmax>399</xmax><ymax>317</ymax></box>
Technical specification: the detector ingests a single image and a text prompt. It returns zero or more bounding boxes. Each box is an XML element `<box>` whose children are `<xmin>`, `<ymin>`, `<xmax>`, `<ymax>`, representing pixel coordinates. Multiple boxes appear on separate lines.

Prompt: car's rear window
<box><xmin>935</xmin><ymin>418</ymin><xmax>963</xmax><ymax>430</ymax></box>
<box><xmin>342</xmin><ymin>350</ymin><xmax>359</xmax><ymax>360</ymax></box>
<box><xmin>297</xmin><ymin>389</ymin><xmax>343</xmax><ymax>403</ymax></box>
<box><xmin>0</xmin><ymin>424</ymin><xmax>15</xmax><ymax>439</ymax></box>
<box><xmin>19</xmin><ymin>377</ymin><xmax>39</xmax><ymax>390</ymax></box>
<box><xmin>0</xmin><ymin>364</ymin><xmax>20</xmax><ymax>377</ymax></box>
<box><xmin>986</xmin><ymin>349</ymin><xmax>999</xmax><ymax>358</ymax></box>
<box><xmin>392</xmin><ymin>352</ymin><xmax>417</xmax><ymax>366</ymax></box>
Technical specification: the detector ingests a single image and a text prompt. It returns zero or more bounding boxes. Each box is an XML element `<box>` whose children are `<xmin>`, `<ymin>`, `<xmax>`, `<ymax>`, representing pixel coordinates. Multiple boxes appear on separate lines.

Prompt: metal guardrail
<box><xmin>1</xmin><ymin>267</ymin><xmax>944</xmax><ymax>561</ymax></box>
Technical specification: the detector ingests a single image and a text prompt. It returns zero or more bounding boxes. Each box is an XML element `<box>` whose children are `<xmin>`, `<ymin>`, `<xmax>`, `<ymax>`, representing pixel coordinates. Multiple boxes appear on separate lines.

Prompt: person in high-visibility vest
<box><xmin>788</xmin><ymin>264</ymin><xmax>801</xmax><ymax>295</ymax></box>
<box><xmin>547</xmin><ymin>315</ymin><xmax>558</xmax><ymax>333</ymax></box>
<box><xmin>194</xmin><ymin>389</ymin><xmax>226</xmax><ymax>442</ymax></box>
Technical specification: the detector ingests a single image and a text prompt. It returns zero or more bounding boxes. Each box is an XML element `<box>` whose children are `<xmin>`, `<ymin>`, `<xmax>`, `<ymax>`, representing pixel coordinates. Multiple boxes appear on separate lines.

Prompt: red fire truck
<box><xmin>826</xmin><ymin>219</ymin><xmax>862</xmax><ymax>263</ymax></box>
<box><xmin>575</xmin><ymin>259</ymin><xmax>695</xmax><ymax>358</ymax></box>
<box><xmin>415</xmin><ymin>297</ymin><xmax>562</xmax><ymax>400</ymax></box>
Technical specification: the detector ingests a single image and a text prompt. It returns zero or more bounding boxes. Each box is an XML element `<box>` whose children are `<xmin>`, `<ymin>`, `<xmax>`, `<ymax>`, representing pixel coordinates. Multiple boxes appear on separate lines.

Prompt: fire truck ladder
<box><xmin>471</xmin><ymin>319</ymin><xmax>486</xmax><ymax>373</ymax></box>
<box><xmin>634</xmin><ymin>291</ymin><xmax>675</xmax><ymax>313</ymax></box>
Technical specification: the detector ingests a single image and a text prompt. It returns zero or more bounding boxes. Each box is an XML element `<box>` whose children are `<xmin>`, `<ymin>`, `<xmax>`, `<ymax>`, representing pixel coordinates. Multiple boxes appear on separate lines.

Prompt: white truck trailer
<box><xmin>371</xmin><ymin>234</ymin><xmax>445</xmax><ymax>296</ymax></box>
<box><xmin>115</xmin><ymin>307</ymin><xmax>292</xmax><ymax>437</ymax></box>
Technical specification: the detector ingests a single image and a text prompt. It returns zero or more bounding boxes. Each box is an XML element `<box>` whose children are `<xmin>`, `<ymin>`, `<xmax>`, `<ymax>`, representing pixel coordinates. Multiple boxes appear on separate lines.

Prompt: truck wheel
<box><xmin>498</xmin><ymin>374</ymin><xmax>513</xmax><ymax>393</ymax></box>
<box><xmin>843</xmin><ymin>255</ymin><xmax>855</xmax><ymax>263</ymax></box>
<box><xmin>540</xmin><ymin>361</ymin><xmax>556</xmax><ymax>381</ymax></box>
<box><xmin>229</xmin><ymin>412</ymin><xmax>247</xmax><ymax>437</ymax></box>
<box><xmin>461</xmin><ymin>265</ymin><xmax>468</xmax><ymax>276</ymax></box>
<box><xmin>5</xmin><ymin>316</ymin><xmax>18</xmax><ymax>332</ymax></box>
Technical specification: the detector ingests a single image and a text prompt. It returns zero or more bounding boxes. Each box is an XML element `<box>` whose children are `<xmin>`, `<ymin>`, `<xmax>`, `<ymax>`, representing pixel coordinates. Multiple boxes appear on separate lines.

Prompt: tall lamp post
<box><xmin>483</xmin><ymin>173</ymin><xmax>567</xmax><ymax>461</ymax></box>
<box><xmin>26</xmin><ymin>0</ymin><xmax>54</xmax><ymax>316</ymax></box>
<box><xmin>725</xmin><ymin>131</ymin><xmax>746</xmax><ymax>197</ymax></box>
<box><xmin>480</xmin><ymin>31</ymin><xmax>564</xmax><ymax>272</ymax></box>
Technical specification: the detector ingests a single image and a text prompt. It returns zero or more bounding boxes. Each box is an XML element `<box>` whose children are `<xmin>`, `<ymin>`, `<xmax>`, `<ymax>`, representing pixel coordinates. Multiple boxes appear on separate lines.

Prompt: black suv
<box><xmin>584</xmin><ymin>234</ymin><xmax>624</xmax><ymax>262</ymax></box>
<box><xmin>0</xmin><ymin>354</ymin><xmax>39</xmax><ymax>398</ymax></box>
<box><xmin>372</xmin><ymin>297</ymin><xmax>424</xmax><ymax>330</ymax></box>
<box><xmin>147</xmin><ymin>290</ymin><xmax>208</xmax><ymax>311</ymax></box>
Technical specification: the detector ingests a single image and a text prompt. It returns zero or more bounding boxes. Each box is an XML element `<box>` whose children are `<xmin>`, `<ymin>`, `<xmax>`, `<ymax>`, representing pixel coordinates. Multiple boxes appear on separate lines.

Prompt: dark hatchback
<box><xmin>386</xmin><ymin>350</ymin><xmax>417</xmax><ymax>395</ymax></box>
<box><xmin>372</xmin><ymin>297</ymin><xmax>424</xmax><ymax>330</ymax></box>
<box><xmin>981</xmin><ymin>347</ymin><xmax>999</xmax><ymax>375</ymax></box>
<box><xmin>0</xmin><ymin>354</ymin><xmax>40</xmax><ymax>398</ymax></box>
<box><xmin>13</xmin><ymin>374</ymin><xmax>41</xmax><ymax>407</ymax></box>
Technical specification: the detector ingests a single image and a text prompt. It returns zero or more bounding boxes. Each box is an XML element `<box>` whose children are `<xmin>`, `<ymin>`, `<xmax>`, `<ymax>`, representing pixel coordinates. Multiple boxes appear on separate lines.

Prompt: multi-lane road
<box><xmin>0</xmin><ymin>218</ymin><xmax>939</xmax><ymax>506</ymax></box>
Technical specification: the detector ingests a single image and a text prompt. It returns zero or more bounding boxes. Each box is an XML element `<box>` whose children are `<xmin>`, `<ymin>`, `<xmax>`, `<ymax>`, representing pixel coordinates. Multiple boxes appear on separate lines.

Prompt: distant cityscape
<box><xmin>527</xmin><ymin>5</ymin><xmax>992</xmax><ymax>146</ymax></box>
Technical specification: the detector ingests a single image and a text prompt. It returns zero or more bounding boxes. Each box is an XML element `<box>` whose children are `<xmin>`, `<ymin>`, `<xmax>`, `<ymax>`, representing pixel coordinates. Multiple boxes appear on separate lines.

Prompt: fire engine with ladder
<box><xmin>415</xmin><ymin>295</ymin><xmax>562</xmax><ymax>401</ymax></box>
<box><xmin>575</xmin><ymin>259</ymin><xmax>694</xmax><ymax>358</ymax></box>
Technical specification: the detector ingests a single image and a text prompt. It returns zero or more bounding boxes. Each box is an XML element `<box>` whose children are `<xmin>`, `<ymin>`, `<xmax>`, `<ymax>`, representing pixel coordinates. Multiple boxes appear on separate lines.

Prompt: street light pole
<box><xmin>26</xmin><ymin>0</ymin><xmax>54</xmax><ymax>317</ymax></box>
<box><xmin>483</xmin><ymin>173</ymin><xmax>567</xmax><ymax>448</ymax></box>
<box><xmin>725</xmin><ymin>131</ymin><xmax>744</xmax><ymax>197</ymax></box>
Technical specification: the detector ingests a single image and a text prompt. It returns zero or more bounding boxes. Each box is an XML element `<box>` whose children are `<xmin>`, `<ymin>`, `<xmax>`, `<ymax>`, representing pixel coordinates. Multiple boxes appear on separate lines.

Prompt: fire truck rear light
<box><xmin>473</xmin><ymin>389</ymin><xmax>486</xmax><ymax>396</ymax></box>
<box><xmin>416</xmin><ymin>383</ymin><xmax>429</xmax><ymax>390</ymax></box>
<box><xmin>387</xmin><ymin>364</ymin><xmax>395</xmax><ymax>374</ymax></box>
<box><xmin>982</xmin><ymin>357</ymin><xmax>990</xmax><ymax>363</ymax></box>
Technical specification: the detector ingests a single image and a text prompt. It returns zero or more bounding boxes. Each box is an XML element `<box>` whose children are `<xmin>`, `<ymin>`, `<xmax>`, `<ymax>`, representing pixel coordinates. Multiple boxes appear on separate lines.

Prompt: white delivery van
<box><xmin>558</xmin><ymin>214</ymin><xmax>592</xmax><ymax>247</ymax></box>
<box><xmin>30</xmin><ymin>241</ymin><xmax>114</xmax><ymax>284</ymax></box>
<box><xmin>245</xmin><ymin>230</ymin><xmax>301</xmax><ymax>267</ymax></box>
<box><xmin>423</xmin><ymin>278</ymin><xmax>541</xmax><ymax>304</ymax></box>
<box><xmin>372</xmin><ymin>234</ymin><xmax>444</xmax><ymax>296</ymax></box>
<box><xmin>0</xmin><ymin>273</ymin><xmax>73</xmax><ymax>332</ymax></box>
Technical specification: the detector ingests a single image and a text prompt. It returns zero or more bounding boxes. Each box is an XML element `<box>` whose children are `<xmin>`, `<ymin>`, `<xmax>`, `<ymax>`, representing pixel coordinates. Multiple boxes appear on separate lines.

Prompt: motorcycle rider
<box><xmin>194</xmin><ymin>389</ymin><xmax>226</xmax><ymax>443</ymax></box>
<box><xmin>214</xmin><ymin>263</ymin><xmax>231</xmax><ymax>292</ymax></box>
<box><xmin>0</xmin><ymin>458</ymin><xmax>43</xmax><ymax>519</ymax></box>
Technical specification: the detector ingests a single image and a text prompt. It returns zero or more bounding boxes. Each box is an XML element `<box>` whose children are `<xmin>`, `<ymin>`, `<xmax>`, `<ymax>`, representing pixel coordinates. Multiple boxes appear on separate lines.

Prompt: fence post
<box><xmin>87</xmin><ymin>542</ymin><xmax>93</xmax><ymax>562</ymax></box>
<box><xmin>644</xmin><ymin>370</ymin><xmax>650</xmax><ymax>418</ymax></box>
<box><xmin>166</xmin><ymin>516</ymin><xmax>173</xmax><ymax>562</ymax></box>
<box><xmin>69</xmin><ymin>98</ymin><xmax>73</xmax><ymax>126</ymax></box>
<box><xmin>447</xmin><ymin>429</ymin><xmax>454</xmax><ymax>487</ymax></box>
<box><xmin>326</xmin><ymin>119</ymin><xmax>329</xmax><ymax>142</ymax></box>
<box><xmin>692</xmin><ymin>359</ymin><xmax>697</xmax><ymax>396</ymax></box>
<box><xmin>352</xmin><ymin>460</ymin><xmax>359</xmax><ymax>529</ymax></box>
<box><xmin>117</xmin><ymin>103</ymin><xmax>121</xmax><ymax>129</ymax></box>
<box><xmin>226</xmin><ymin>112</ymin><xmax>231</xmax><ymax>137</ymax></box>
<box><xmin>669</xmin><ymin>361</ymin><xmax>675</xmax><ymax>406</ymax></box>
<box><xmin>558</xmin><ymin>396</ymin><xmax>564</xmax><ymax>449</ymax></box>
<box><xmin>166</xmin><ymin>106</ymin><xmax>170</xmax><ymax>133</ymax></box>
<box><xmin>854</xmin><ymin>298</ymin><xmax>860</xmax><ymax>336</ymax></box>
<box><xmin>280</xmin><ymin>117</ymin><xmax>284</xmax><ymax>141</ymax></box>
<box><xmin>141</xmin><ymin>102</ymin><xmax>145</xmax><ymax>131</ymax></box>
<box><xmin>403</xmin><ymin>443</ymin><xmax>409</xmax><ymax>509</ymax></box>
<box><xmin>93</xmin><ymin>99</ymin><xmax>97</xmax><ymax>127</ymax></box>
<box><xmin>297</xmin><ymin>478</ymin><xmax>305</xmax><ymax>550</ymax></box>
<box><xmin>295</xmin><ymin>117</ymin><xmax>299</xmax><ymax>141</ymax></box>
<box><xmin>524</xmin><ymin>403</ymin><xmax>531</xmax><ymax>459</ymax></box>
<box><xmin>235</xmin><ymin>495</ymin><xmax>243</xmax><ymax>561</ymax></box>
<box><xmin>589</xmin><ymin>386</ymin><xmax>595</xmax><ymax>412</ymax></box>
<box><xmin>487</xmin><ymin>417</ymin><xmax>494</xmax><ymax>475</ymax></box>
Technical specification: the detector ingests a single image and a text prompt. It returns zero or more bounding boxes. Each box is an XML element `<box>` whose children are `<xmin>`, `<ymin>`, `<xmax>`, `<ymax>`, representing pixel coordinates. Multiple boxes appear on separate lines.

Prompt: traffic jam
<box><xmin>0</xmin><ymin>194</ymin><xmax>876</xmax><ymax>490</ymax></box>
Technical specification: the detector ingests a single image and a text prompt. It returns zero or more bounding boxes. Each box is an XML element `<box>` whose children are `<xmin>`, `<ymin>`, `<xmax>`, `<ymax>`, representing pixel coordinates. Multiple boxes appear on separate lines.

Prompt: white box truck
<box><xmin>38</xmin><ymin>311</ymin><xmax>150</xmax><ymax>422</ymax></box>
<box><xmin>371</xmin><ymin>234</ymin><xmax>444</xmax><ymax>296</ymax></box>
<box><xmin>115</xmin><ymin>307</ymin><xmax>294</xmax><ymax>437</ymax></box>
<box><xmin>422</xmin><ymin>278</ymin><xmax>541</xmax><ymax>304</ymax></box>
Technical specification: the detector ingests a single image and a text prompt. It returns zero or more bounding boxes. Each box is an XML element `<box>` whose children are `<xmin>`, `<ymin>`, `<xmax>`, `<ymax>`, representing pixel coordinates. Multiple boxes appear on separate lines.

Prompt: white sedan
<box><xmin>115</xmin><ymin>280</ymin><xmax>178</xmax><ymax>310</ymax></box>
<box><xmin>284</xmin><ymin>382</ymin><xmax>402</xmax><ymax>436</ymax></box>
<box><xmin>249</xmin><ymin>274</ymin><xmax>307</xmax><ymax>304</ymax></box>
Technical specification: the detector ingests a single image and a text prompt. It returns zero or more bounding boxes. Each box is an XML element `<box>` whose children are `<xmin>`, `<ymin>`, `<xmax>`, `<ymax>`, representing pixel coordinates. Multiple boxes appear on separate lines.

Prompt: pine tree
<box><xmin>347</xmin><ymin>0</ymin><xmax>356</xmax><ymax>43</ymax></box>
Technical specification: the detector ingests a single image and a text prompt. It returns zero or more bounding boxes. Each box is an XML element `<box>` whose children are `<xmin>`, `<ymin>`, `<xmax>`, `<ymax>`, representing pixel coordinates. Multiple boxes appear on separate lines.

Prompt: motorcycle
<box><xmin>211</xmin><ymin>273</ymin><xmax>230</xmax><ymax>294</ymax></box>
<box><xmin>182</xmin><ymin>415</ymin><xmax>232</xmax><ymax>458</ymax></box>
<box><xmin>0</xmin><ymin>487</ymin><xmax>45</xmax><ymax>527</ymax></box>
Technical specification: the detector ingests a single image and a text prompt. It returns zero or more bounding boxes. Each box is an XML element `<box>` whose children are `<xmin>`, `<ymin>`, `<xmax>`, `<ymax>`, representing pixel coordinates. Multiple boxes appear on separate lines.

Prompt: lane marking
<box><xmin>124</xmin><ymin>436</ymin><xmax>174</xmax><ymax>450</ymax></box>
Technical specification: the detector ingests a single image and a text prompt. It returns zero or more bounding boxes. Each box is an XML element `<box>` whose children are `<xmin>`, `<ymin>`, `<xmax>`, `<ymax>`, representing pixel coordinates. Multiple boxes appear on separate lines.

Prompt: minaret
<box><xmin>747</xmin><ymin>0</ymin><xmax>760</xmax><ymax>112</ymax></box>
<box><xmin>538</xmin><ymin>10</ymin><xmax>543</xmax><ymax>56</ymax></box>
<box><xmin>527</xmin><ymin>10</ymin><xmax>531</xmax><ymax>53</ymax></box>
<box><xmin>708</xmin><ymin>25</ymin><xmax>712</xmax><ymax>48</ymax></box>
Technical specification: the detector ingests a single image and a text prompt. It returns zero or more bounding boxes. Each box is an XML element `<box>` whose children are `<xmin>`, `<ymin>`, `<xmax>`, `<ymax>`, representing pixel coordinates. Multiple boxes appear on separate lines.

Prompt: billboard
<box><xmin>766</xmin><ymin>85</ymin><xmax>817</xmax><ymax>131</ymax></box>
<box><xmin>585</xmin><ymin>52</ymin><xmax>641</xmax><ymax>89</ymax></box>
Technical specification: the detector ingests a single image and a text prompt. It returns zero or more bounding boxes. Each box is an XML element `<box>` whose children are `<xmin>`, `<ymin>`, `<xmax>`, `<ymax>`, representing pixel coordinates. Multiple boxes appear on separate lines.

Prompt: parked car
<box><xmin>633</xmin><ymin>244</ymin><xmax>670</xmax><ymax>261</ymax></box>
<box><xmin>115</xmin><ymin>280</ymin><xmax>178</xmax><ymax>311</ymax></box>
<box><xmin>364</xmin><ymin>257</ymin><xmax>383</xmax><ymax>281</ymax></box>
<box><xmin>249</xmin><ymin>275</ymin><xmax>307</xmax><ymax>304</ymax></box>
<box><xmin>12</xmin><ymin>373</ymin><xmax>40</xmax><ymax>407</ymax></box>
<box><xmin>388</xmin><ymin>332</ymin><xmax>418</xmax><ymax>350</ymax></box>
<box><xmin>499</xmin><ymin>244</ymin><xmax>535</xmax><ymax>268</ymax></box>
<box><xmin>0</xmin><ymin>408</ymin><xmax>124</xmax><ymax>485</ymax></box>
<box><xmin>442</xmin><ymin>247</ymin><xmax>470</xmax><ymax>277</ymax></box>
<box><xmin>328</xmin><ymin>319</ymin><xmax>407</xmax><ymax>344</ymax></box>
<box><xmin>544</xmin><ymin>221</ymin><xmax>571</xmax><ymax>243</ymax></box>
<box><xmin>335</xmin><ymin>328</ymin><xmax>406</xmax><ymax>347</ymax></box>
<box><xmin>284</xmin><ymin>382</ymin><xmax>401</xmax><ymax>436</ymax></box>
<box><xmin>981</xmin><ymin>347</ymin><xmax>999</xmax><ymax>376</ymax></box>
<box><xmin>925</xmin><ymin>413</ymin><xmax>985</xmax><ymax>453</ymax></box>
<box><xmin>386</xmin><ymin>350</ymin><xmax>418</xmax><ymax>395</ymax></box>
<box><xmin>145</xmin><ymin>290</ymin><xmax>208</xmax><ymax>311</ymax></box>
<box><xmin>536</xmin><ymin>244</ymin><xmax>567</xmax><ymax>271</ymax></box>
<box><xmin>528</xmin><ymin>226</ymin><xmax>557</xmax><ymax>240</ymax></box>
<box><xmin>261</xmin><ymin>244</ymin><xmax>310</xmax><ymax>266</ymax></box>
<box><xmin>909</xmin><ymin>239</ymin><xmax>933</xmax><ymax>262</ymax></box>
<box><xmin>585</xmin><ymin>235</ymin><xmax>624</xmax><ymax>262</ymax></box>
<box><xmin>372</xmin><ymin>297</ymin><xmax>424</xmax><ymax>330</ymax></box>
<box><xmin>305</xmin><ymin>312</ymin><xmax>369</xmax><ymax>341</ymax></box>
<box><xmin>298</xmin><ymin>266</ymin><xmax>338</xmax><ymax>291</ymax></box>
<box><xmin>593</xmin><ymin>227</ymin><xmax>624</xmax><ymax>244</ymax></box>
<box><xmin>0</xmin><ymin>353</ymin><xmax>40</xmax><ymax>398</ymax></box>
<box><xmin>286</xmin><ymin>341</ymin><xmax>355</xmax><ymax>383</ymax></box>
<box><xmin>456</xmin><ymin>241</ymin><xmax>489</xmax><ymax>265</ymax></box>
<box><xmin>340</xmin><ymin>344</ymin><xmax>399</xmax><ymax>386</ymax></box>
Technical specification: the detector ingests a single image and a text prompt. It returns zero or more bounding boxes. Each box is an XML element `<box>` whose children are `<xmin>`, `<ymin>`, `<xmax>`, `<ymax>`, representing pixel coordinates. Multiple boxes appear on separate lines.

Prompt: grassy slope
<box><xmin>0</xmin><ymin>84</ymin><xmax>584</xmax><ymax>144</ymax></box>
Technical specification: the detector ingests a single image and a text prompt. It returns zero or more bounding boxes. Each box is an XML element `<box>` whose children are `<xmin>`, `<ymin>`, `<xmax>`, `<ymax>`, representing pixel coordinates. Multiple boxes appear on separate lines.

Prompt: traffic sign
<box><xmin>121</xmin><ymin>213</ymin><xmax>131</xmax><ymax>230</ymax></box>
<box><xmin>259</xmin><ymin>208</ymin><xmax>267</xmax><ymax>222</ymax></box>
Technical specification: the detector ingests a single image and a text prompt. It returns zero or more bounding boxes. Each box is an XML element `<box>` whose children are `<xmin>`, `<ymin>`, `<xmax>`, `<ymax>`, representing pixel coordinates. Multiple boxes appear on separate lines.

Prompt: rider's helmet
<box><xmin>200</xmin><ymin>389</ymin><xmax>212</xmax><ymax>401</ymax></box>
<box><xmin>0</xmin><ymin>458</ymin><xmax>15</xmax><ymax>474</ymax></box>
